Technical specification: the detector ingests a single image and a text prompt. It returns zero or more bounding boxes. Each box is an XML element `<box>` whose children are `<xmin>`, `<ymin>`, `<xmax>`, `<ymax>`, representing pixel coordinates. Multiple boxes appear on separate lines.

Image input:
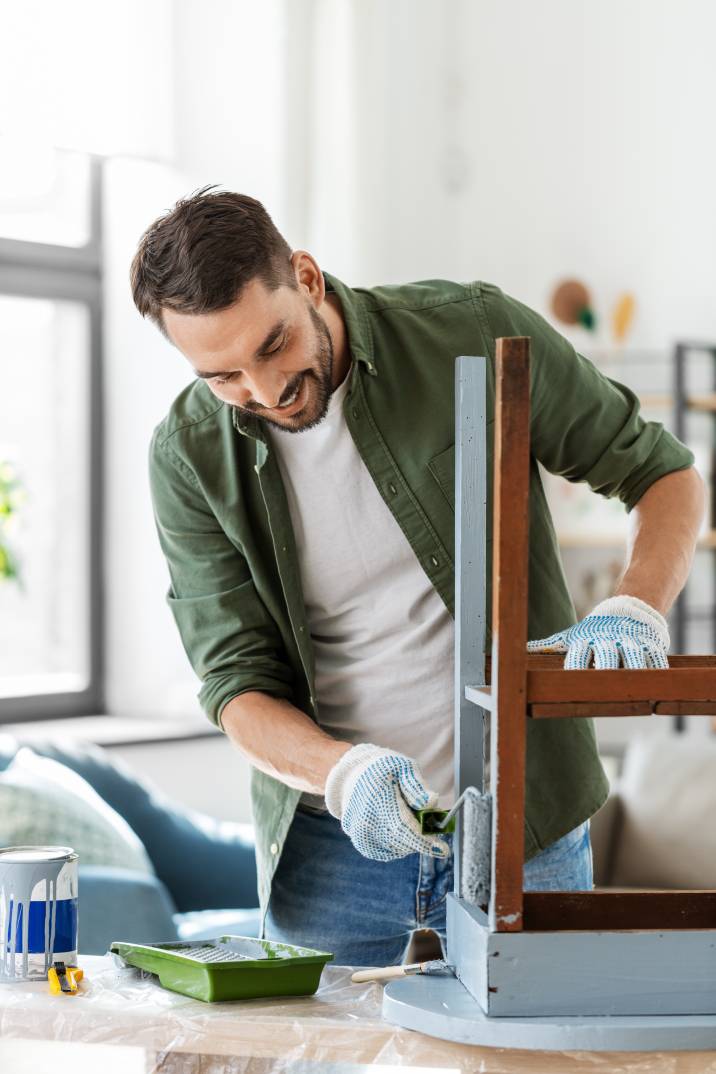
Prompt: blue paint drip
<box><xmin>6</xmin><ymin>898</ymin><xmax>78</xmax><ymax>953</ymax></box>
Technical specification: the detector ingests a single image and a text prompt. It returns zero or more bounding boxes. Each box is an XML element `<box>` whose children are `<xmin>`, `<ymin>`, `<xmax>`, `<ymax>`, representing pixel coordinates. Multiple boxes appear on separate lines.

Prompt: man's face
<box><xmin>162</xmin><ymin>277</ymin><xmax>335</xmax><ymax>433</ymax></box>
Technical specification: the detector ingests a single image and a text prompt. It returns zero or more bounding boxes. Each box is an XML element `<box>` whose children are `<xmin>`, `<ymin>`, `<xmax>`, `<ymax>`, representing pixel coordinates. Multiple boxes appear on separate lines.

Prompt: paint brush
<box><xmin>351</xmin><ymin>959</ymin><xmax>451</xmax><ymax>984</ymax></box>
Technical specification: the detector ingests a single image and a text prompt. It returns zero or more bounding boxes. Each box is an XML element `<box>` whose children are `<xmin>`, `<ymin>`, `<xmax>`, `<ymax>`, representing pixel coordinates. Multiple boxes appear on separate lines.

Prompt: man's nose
<box><xmin>234</xmin><ymin>371</ymin><xmax>288</xmax><ymax>410</ymax></box>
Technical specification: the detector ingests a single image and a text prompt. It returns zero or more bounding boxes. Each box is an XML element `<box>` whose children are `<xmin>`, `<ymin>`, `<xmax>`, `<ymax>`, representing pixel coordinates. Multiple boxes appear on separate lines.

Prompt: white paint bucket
<box><xmin>0</xmin><ymin>846</ymin><xmax>78</xmax><ymax>981</ymax></box>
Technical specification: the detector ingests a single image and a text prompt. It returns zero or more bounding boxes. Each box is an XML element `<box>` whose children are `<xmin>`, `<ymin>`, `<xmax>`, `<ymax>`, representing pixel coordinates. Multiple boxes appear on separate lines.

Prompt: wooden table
<box><xmin>0</xmin><ymin>955</ymin><xmax>712</xmax><ymax>1072</ymax></box>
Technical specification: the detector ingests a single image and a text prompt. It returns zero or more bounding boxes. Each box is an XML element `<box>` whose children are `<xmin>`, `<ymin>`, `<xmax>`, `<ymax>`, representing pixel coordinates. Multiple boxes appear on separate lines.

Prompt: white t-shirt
<box><xmin>266</xmin><ymin>365</ymin><xmax>455</xmax><ymax>807</ymax></box>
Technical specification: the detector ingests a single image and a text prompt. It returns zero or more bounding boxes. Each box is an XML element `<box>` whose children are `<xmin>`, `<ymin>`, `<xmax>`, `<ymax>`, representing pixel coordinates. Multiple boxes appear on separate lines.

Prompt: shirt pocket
<box><xmin>427</xmin><ymin>439</ymin><xmax>495</xmax><ymax>539</ymax></box>
<box><xmin>427</xmin><ymin>443</ymin><xmax>456</xmax><ymax>510</ymax></box>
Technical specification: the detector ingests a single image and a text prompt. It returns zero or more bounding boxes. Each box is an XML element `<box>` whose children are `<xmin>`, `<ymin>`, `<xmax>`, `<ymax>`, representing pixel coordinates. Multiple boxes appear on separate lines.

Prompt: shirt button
<box><xmin>299</xmin><ymin>625</ymin><xmax>305</xmax><ymax>632</ymax></box>
<box><xmin>430</xmin><ymin>554</ymin><xmax>439</xmax><ymax>567</ymax></box>
<box><xmin>352</xmin><ymin>407</ymin><xmax>359</xmax><ymax>419</ymax></box>
<box><xmin>270</xmin><ymin>843</ymin><xmax>279</xmax><ymax>855</ymax></box>
<box><xmin>388</xmin><ymin>482</ymin><xmax>398</xmax><ymax>495</ymax></box>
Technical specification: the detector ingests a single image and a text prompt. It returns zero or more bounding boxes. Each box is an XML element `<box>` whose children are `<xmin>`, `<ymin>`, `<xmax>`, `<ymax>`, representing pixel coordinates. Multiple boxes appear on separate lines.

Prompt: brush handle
<box><xmin>351</xmin><ymin>963</ymin><xmax>419</xmax><ymax>984</ymax></box>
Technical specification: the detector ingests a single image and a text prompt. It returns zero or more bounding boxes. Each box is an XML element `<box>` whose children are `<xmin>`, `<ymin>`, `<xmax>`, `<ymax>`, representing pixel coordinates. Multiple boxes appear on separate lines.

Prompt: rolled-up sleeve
<box><xmin>476</xmin><ymin>282</ymin><xmax>694</xmax><ymax>510</ymax></box>
<box><xmin>149</xmin><ymin>428</ymin><xmax>294</xmax><ymax>729</ymax></box>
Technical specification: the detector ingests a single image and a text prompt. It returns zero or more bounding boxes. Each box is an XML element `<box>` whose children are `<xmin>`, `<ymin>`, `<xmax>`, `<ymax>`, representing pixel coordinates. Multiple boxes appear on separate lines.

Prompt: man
<box><xmin>132</xmin><ymin>189</ymin><xmax>704</xmax><ymax>966</ymax></box>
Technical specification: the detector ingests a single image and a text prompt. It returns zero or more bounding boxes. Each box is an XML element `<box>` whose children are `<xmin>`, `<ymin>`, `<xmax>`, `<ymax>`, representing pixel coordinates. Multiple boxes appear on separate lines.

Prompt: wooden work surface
<box><xmin>0</xmin><ymin>955</ymin><xmax>713</xmax><ymax>1072</ymax></box>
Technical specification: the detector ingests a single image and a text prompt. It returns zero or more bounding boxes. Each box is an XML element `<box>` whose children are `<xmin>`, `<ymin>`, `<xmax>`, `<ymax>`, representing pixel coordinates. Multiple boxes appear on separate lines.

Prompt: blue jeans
<box><xmin>264</xmin><ymin>807</ymin><xmax>592</xmax><ymax>966</ymax></box>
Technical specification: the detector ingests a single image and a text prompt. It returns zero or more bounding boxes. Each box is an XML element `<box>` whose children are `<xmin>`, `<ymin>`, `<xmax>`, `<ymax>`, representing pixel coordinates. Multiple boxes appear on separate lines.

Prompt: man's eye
<box><xmin>210</xmin><ymin>336</ymin><xmax>287</xmax><ymax>386</ymax></box>
<box><xmin>267</xmin><ymin>336</ymin><xmax>288</xmax><ymax>355</ymax></box>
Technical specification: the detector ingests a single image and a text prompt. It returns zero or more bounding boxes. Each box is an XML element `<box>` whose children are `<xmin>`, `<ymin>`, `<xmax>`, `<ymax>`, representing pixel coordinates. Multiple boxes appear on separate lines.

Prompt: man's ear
<box><xmin>290</xmin><ymin>250</ymin><xmax>325</xmax><ymax>307</ymax></box>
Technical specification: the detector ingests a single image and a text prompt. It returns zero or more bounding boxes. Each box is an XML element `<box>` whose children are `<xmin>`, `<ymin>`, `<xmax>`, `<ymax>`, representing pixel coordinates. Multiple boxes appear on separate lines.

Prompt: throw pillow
<box><xmin>0</xmin><ymin>748</ymin><xmax>154</xmax><ymax>875</ymax></box>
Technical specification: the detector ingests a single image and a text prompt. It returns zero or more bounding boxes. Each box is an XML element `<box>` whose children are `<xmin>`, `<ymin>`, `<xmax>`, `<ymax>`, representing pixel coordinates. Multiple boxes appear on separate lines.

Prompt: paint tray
<box><xmin>110</xmin><ymin>935</ymin><xmax>333</xmax><ymax>1002</ymax></box>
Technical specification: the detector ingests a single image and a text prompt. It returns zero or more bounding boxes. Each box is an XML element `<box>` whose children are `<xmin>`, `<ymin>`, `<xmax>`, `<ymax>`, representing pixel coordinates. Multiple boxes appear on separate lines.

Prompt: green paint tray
<box><xmin>110</xmin><ymin>935</ymin><xmax>333</xmax><ymax>1002</ymax></box>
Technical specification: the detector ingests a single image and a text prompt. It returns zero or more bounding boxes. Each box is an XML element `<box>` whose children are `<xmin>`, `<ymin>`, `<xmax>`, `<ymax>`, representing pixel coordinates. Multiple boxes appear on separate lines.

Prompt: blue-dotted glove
<box><xmin>324</xmin><ymin>743</ymin><xmax>451</xmax><ymax>861</ymax></box>
<box><xmin>527</xmin><ymin>595</ymin><xmax>670</xmax><ymax>669</ymax></box>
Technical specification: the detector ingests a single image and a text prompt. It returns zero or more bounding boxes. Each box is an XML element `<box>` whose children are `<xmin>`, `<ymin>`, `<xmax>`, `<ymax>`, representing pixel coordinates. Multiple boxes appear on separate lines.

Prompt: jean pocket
<box><xmin>524</xmin><ymin>822</ymin><xmax>592</xmax><ymax>892</ymax></box>
<box><xmin>544</xmin><ymin>821</ymin><xmax>589</xmax><ymax>861</ymax></box>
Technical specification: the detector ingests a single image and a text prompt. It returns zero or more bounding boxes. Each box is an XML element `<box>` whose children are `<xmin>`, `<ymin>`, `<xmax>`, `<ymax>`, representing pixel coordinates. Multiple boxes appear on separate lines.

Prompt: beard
<box><xmin>237</xmin><ymin>303</ymin><xmax>336</xmax><ymax>434</ymax></box>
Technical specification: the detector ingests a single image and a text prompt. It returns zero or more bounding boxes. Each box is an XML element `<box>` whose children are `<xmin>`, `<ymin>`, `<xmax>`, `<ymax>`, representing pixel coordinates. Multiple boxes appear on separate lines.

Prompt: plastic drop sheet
<box><xmin>0</xmin><ymin>955</ymin><xmax>715</xmax><ymax>1073</ymax></box>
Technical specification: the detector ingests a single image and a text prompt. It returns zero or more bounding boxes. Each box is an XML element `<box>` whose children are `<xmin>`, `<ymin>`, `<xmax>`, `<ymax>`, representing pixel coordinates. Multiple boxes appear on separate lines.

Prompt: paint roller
<box><xmin>418</xmin><ymin>785</ymin><xmax>492</xmax><ymax>910</ymax></box>
<box><xmin>350</xmin><ymin>787</ymin><xmax>491</xmax><ymax>985</ymax></box>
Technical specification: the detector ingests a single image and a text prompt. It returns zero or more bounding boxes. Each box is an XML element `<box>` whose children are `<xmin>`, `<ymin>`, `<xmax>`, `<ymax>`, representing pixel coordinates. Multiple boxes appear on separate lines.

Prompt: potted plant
<box><xmin>0</xmin><ymin>461</ymin><xmax>23</xmax><ymax>583</ymax></box>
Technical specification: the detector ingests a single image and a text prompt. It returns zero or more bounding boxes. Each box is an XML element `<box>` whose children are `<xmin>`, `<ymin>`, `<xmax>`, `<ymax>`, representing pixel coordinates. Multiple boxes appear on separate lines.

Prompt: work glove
<box><xmin>527</xmin><ymin>594</ymin><xmax>669</xmax><ymax>669</ymax></box>
<box><xmin>324</xmin><ymin>743</ymin><xmax>451</xmax><ymax>862</ymax></box>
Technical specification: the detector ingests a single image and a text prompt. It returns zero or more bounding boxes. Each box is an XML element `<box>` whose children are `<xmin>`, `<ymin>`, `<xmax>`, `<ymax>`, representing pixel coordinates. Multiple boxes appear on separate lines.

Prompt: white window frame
<box><xmin>0</xmin><ymin>157</ymin><xmax>103</xmax><ymax>721</ymax></box>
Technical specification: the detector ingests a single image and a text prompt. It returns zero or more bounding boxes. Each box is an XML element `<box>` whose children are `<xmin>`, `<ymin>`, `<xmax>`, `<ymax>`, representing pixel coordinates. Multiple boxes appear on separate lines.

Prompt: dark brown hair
<box><xmin>130</xmin><ymin>186</ymin><xmax>294</xmax><ymax>335</ymax></box>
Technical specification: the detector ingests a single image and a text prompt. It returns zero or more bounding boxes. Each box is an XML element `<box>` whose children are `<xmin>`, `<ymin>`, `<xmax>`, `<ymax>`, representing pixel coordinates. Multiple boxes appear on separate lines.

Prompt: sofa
<box><xmin>590</xmin><ymin>732</ymin><xmax>716</xmax><ymax>889</ymax></box>
<box><xmin>3</xmin><ymin>729</ymin><xmax>709</xmax><ymax>958</ymax></box>
<box><xmin>0</xmin><ymin>734</ymin><xmax>261</xmax><ymax>954</ymax></box>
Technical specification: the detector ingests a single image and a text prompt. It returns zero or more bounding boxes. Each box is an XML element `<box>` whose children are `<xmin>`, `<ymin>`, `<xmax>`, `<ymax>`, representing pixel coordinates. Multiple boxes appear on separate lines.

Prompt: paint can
<box><xmin>0</xmin><ymin>846</ymin><xmax>78</xmax><ymax>981</ymax></box>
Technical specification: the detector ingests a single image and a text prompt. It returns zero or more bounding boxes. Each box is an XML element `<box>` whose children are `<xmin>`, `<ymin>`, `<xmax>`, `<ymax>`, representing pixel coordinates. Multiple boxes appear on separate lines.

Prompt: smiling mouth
<box><xmin>273</xmin><ymin>377</ymin><xmax>305</xmax><ymax>412</ymax></box>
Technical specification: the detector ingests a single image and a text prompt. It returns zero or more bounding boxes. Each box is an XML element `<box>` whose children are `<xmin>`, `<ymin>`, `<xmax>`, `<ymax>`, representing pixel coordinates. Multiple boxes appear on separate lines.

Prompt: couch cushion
<box><xmin>174</xmin><ymin>907</ymin><xmax>262</xmax><ymax>941</ymax></box>
<box><xmin>611</xmin><ymin>734</ymin><xmax>716</xmax><ymax>888</ymax></box>
<box><xmin>80</xmin><ymin>866</ymin><xmax>178</xmax><ymax>954</ymax></box>
<box><xmin>0</xmin><ymin>749</ymin><xmax>154</xmax><ymax>875</ymax></box>
<box><xmin>0</xmin><ymin>734</ymin><xmax>258</xmax><ymax>912</ymax></box>
<box><xmin>588</xmin><ymin>793</ymin><xmax>622</xmax><ymax>886</ymax></box>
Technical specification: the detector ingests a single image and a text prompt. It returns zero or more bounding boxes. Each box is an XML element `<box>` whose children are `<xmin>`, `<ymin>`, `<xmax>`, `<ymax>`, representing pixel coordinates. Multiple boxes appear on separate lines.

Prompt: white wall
<box><xmin>103</xmin><ymin>1</ymin><xmax>287</xmax><ymax>721</ymax></box>
<box><xmin>0</xmin><ymin>0</ymin><xmax>174</xmax><ymax>159</ymax></box>
<box><xmin>172</xmin><ymin>0</ymin><xmax>285</xmax><ymax>208</ymax></box>
<box><xmin>103</xmin><ymin>0</ymin><xmax>716</xmax><ymax>766</ymax></box>
<box><xmin>286</xmin><ymin>0</ymin><xmax>716</xmax><ymax>350</ymax></box>
<box><xmin>103</xmin><ymin>158</ymin><xmax>205</xmax><ymax>721</ymax></box>
<box><xmin>108</xmin><ymin>736</ymin><xmax>253</xmax><ymax>822</ymax></box>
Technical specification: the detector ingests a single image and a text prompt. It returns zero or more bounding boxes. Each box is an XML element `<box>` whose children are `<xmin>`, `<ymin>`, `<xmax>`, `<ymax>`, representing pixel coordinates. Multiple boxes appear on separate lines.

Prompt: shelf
<box><xmin>557</xmin><ymin>533</ymin><xmax>626</xmax><ymax>548</ymax></box>
<box><xmin>686</xmin><ymin>394</ymin><xmax>716</xmax><ymax>413</ymax></box>
<box><xmin>585</xmin><ymin>348</ymin><xmax>669</xmax><ymax>365</ymax></box>
<box><xmin>557</xmin><ymin>529</ymin><xmax>716</xmax><ymax>549</ymax></box>
<box><xmin>465</xmin><ymin>657</ymin><xmax>716</xmax><ymax>720</ymax></box>
<box><xmin>603</xmin><ymin>392</ymin><xmax>716</xmax><ymax>411</ymax></box>
<box><xmin>679</xmin><ymin>607</ymin><xmax>716</xmax><ymax>621</ymax></box>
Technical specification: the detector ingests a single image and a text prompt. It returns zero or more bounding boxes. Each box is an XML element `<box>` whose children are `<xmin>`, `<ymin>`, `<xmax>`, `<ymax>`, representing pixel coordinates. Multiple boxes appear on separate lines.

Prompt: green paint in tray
<box><xmin>110</xmin><ymin>934</ymin><xmax>333</xmax><ymax>1003</ymax></box>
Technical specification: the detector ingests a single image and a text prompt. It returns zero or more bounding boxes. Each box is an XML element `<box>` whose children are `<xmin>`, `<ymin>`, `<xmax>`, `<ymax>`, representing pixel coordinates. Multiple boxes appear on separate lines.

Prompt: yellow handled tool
<box><xmin>48</xmin><ymin>961</ymin><xmax>83</xmax><ymax>994</ymax></box>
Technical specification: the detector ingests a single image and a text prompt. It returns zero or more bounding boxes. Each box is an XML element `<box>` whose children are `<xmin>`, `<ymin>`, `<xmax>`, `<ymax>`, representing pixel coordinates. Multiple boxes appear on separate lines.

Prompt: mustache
<box><xmin>246</xmin><ymin>372</ymin><xmax>309</xmax><ymax>412</ymax></box>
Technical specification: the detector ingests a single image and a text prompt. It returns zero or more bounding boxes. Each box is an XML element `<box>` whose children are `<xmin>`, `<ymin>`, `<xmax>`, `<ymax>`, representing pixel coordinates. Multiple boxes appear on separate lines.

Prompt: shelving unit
<box><xmin>672</xmin><ymin>342</ymin><xmax>716</xmax><ymax>730</ymax></box>
<box><xmin>558</xmin><ymin>530</ymin><xmax>716</xmax><ymax>550</ymax></box>
<box><xmin>547</xmin><ymin>347</ymin><xmax>673</xmax><ymax>619</ymax></box>
<box><xmin>545</xmin><ymin>342</ymin><xmax>716</xmax><ymax>740</ymax></box>
<box><xmin>384</xmin><ymin>343</ymin><xmax>716</xmax><ymax>1049</ymax></box>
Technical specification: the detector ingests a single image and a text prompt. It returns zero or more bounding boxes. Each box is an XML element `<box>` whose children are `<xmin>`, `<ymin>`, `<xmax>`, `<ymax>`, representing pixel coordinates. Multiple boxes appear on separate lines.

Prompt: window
<box><xmin>0</xmin><ymin>149</ymin><xmax>103</xmax><ymax>720</ymax></box>
<box><xmin>0</xmin><ymin>143</ymin><xmax>92</xmax><ymax>247</ymax></box>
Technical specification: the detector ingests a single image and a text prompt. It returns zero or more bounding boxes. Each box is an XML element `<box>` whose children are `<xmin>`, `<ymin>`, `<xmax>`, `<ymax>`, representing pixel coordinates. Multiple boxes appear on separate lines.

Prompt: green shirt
<box><xmin>149</xmin><ymin>274</ymin><xmax>694</xmax><ymax>920</ymax></box>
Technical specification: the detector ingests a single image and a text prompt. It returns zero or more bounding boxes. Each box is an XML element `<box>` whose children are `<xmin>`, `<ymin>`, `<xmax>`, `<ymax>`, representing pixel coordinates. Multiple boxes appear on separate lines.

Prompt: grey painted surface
<box><xmin>453</xmin><ymin>357</ymin><xmax>489</xmax><ymax>898</ymax></box>
<box><xmin>446</xmin><ymin>893</ymin><xmax>489</xmax><ymax>1011</ymax></box>
<box><xmin>382</xmin><ymin>973</ymin><xmax>716</xmax><ymax>1051</ymax></box>
<box><xmin>413</xmin><ymin>353</ymin><xmax>716</xmax><ymax>1045</ymax></box>
<box><xmin>487</xmin><ymin>926</ymin><xmax>716</xmax><ymax>1017</ymax></box>
<box><xmin>447</xmin><ymin>894</ymin><xmax>716</xmax><ymax>1017</ymax></box>
<box><xmin>110</xmin><ymin>735</ymin><xmax>253</xmax><ymax>822</ymax></box>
